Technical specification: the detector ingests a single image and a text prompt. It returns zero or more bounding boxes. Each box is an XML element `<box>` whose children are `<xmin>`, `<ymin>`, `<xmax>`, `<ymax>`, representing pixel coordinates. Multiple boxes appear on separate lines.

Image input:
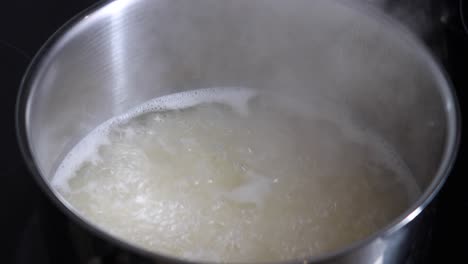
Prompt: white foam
<box><xmin>52</xmin><ymin>86</ymin><xmax>421</xmax><ymax>262</ymax></box>
<box><xmin>223</xmin><ymin>170</ymin><xmax>272</xmax><ymax>206</ymax></box>
<box><xmin>52</xmin><ymin>87</ymin><xmax>257</xmax><ymax>191</ymax></box>
<box><xmin>264</xmin><ymin>93</ymin><xmax>420</xmax><ymax>201</ymax></box>
<box><xmin>52</xmin><ymin>129</ymin><xmax>110</xmax><ymax>192</ymax></box>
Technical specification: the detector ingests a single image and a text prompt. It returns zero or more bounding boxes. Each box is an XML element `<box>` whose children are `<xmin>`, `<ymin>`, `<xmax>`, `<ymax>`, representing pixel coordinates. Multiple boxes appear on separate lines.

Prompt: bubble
<box><xmin>52</xmin><ymin>87</ymin><xmax>257</xmax><ymax>191</ymax></box>
<box><xmin>52</xmin><ymin>87</ymin><xmax>420</xmax><ymax>263</ymax></box>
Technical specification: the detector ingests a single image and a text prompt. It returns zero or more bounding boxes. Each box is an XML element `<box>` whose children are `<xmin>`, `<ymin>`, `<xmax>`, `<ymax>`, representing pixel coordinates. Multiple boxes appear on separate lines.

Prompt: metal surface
<box><xmin>461</xmin><ymin>0</ymin><xmax>468</xmax><ymax>34</ymax></box>
<box><xmin>16</xmin><ymin>0</ymin><xmax>459</xmax><ymax>263</ymax></box>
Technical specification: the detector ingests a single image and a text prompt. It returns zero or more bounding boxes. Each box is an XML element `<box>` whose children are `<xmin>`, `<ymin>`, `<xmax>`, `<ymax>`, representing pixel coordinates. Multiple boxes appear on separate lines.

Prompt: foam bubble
<box><xmin>263</xmin><ymin>93</ymin><xmax>419</xmax><ymax>202</ymax></box>
<box><xmin>52</xmin><ymin>86</ymin><xmax>420</xmax><ymax>262</ymax></box>
<box><xmin>223</xmin><ymin>170</ymin><xmax>272</xmax><ymax>206</ymax></box>
<box><xmin>52</xmin><ymin>87</ymin><xmax>257</xmax><ymax>191</ymax></box>
<box><xmin>52</xmin><ymin>128</ymin><xmax>110</xmax><ymax>192</ymax></box>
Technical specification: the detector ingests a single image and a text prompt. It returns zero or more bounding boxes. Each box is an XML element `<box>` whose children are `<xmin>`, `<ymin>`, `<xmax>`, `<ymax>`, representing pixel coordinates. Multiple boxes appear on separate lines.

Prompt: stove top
<box><xmin>1</xmin><ymin>1</ymin><xmax>467</xmax><ymax>263</ymax></box>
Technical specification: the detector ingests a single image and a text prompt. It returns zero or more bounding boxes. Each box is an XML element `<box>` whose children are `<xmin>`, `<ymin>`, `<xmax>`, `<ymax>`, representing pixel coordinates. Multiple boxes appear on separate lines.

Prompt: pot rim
<box><xmin>15</xmin><ymin>0</ymin><xmax>461</xmax><ymax>263</ymax></box>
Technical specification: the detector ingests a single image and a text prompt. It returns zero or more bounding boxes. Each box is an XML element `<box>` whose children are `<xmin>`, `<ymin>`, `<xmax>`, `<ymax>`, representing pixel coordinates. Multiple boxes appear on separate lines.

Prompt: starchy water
<box><xmin>52</xmin><ymin>87</ymin><xmax>419</xmax><ymax>263</ymax></box>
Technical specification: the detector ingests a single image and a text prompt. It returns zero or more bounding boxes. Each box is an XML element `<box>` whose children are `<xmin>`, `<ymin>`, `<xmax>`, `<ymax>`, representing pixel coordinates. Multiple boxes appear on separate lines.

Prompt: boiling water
<box><xmin>52</xmin><ymin>87</ymin><xmax>419</xmax><ymax>263</ymax></box>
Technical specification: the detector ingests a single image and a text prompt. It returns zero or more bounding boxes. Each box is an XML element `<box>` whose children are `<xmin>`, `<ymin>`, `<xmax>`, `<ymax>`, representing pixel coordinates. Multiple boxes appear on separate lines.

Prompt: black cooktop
<box><xmin>1</xmin><ymin>1</ymin><xmax>467</xmax><ymax>263</ymax></box>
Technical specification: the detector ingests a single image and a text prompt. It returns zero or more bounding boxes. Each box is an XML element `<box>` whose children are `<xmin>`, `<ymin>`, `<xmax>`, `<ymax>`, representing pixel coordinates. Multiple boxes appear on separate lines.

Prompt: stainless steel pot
<box><xmin>16</xmin><ymin>0</ymin><xmax>459</xmax><ymax>263</ymax></box>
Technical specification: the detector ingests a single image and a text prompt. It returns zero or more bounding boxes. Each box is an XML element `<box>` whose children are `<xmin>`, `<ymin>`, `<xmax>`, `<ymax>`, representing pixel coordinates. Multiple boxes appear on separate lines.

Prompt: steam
<box><xmin>358</xmin><ymin>0</ymin><xmax>441</xmax><ymax>38</ymax></box>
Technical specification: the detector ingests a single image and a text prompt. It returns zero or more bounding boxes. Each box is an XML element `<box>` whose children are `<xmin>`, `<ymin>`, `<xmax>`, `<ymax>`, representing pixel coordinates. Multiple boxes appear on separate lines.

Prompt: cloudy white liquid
<box><xmin>53</xmin><ymin>87</ymin><xmax>419</xmax><ymax>263</ymax></box>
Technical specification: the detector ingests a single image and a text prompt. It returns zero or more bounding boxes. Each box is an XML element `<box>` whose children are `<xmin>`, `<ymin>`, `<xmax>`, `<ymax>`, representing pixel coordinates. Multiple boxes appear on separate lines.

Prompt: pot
<box><xmin>16</xmin><ymin>0</ymin><xmax>459</xmax><ymax>263</ymax></box>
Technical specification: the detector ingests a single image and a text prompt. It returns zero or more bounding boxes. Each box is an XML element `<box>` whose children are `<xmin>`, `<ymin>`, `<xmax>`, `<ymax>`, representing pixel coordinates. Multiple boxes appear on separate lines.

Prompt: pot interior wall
<box><xmin>26</xmin><ymin>0</ymin><xmax>452</xmax><ymax>207</ymax></box>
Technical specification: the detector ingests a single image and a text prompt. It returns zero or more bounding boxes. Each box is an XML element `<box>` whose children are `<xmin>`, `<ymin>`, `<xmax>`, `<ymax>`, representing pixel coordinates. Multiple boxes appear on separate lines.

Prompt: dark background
<box><xmin>0</xmin><ymin>0</ymin><xmax>467</xmax><ymax>263</ymax></box>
